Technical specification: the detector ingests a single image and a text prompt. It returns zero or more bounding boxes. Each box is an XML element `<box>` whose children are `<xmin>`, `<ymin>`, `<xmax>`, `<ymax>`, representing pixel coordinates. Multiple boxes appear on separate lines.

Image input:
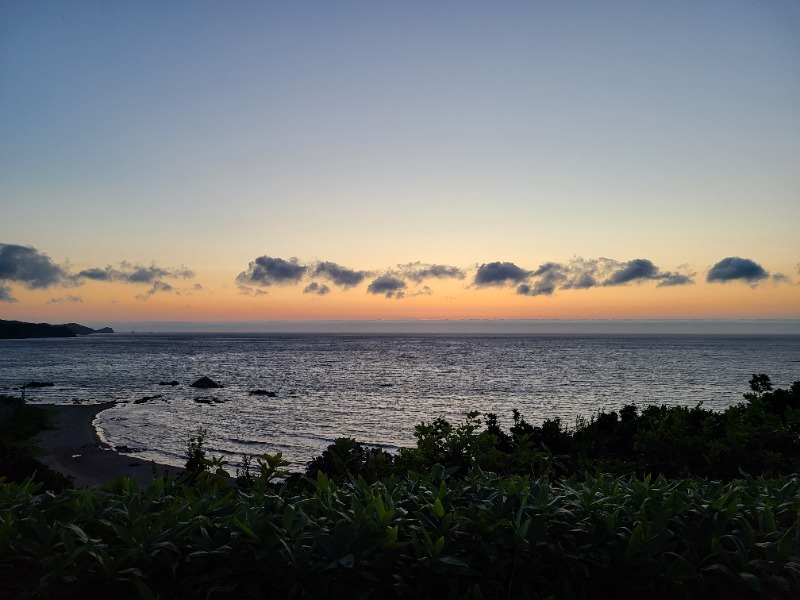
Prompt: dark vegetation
<box><xmin>0</xmin><ymin>319</ymin><xmax>113</xmax><ymax>339</ymax></box>
<box><xmin>1</xmin><ymin>375</ymin><xmax>799</xmax><ymax>598</ymax></box>
<box><xmin>0</xmin><ymin>396</ymin><xmax>73</xmax><ymax>491</ymax></box>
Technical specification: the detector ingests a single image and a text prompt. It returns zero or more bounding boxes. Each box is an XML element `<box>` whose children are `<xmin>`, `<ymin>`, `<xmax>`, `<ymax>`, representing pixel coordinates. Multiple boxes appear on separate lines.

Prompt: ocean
<box><xmin>1</xmin><ymin>333</ymin><xmax>798</xmax><ymax>470</ymax></box>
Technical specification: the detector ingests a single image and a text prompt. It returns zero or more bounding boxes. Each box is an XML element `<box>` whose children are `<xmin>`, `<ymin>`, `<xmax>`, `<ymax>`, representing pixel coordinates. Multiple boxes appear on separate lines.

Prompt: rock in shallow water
<box><xmin>190</xmin><ymin>376</ymin><xmax>222</xmax><ymax>388</ymax></box>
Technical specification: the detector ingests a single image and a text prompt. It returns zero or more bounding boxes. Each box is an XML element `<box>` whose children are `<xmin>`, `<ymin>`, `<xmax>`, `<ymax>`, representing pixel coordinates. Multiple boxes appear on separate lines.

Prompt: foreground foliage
<box><xmin>301</xmin><ymin>375</ymin><xmax>800</xmax><ymax>483</ymax></box>
<box><xmin>1</xmin><ymin>470</ymin><xmax>799</xmax><ymax>599</ymax></box>
<box><xmin>1</xmin><ymin>375</ymin><xmax>799</xmax><ymax>597</ymax></box>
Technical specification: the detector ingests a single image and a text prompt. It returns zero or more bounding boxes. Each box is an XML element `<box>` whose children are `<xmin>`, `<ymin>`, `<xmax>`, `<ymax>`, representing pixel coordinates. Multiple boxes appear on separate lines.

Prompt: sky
<box><xmin>1</xmin><ymin>1</ymin><xmax>799</xmax><ymax>332</ymax></box>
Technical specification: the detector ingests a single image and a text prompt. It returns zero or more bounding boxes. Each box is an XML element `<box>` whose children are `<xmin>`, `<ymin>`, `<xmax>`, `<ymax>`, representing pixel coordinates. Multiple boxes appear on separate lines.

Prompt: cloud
<box><xmin>304</xmin><ymin>282</ymin><xmax>331</xmax><ymax>296</ymax></box>
<box><xmin>474</xmin><ymin>261</ymin><xmax>529</xmax><ymax>286</ymax></box>
<box><xmin>772</xmin><ymin>273</ymin><xmax>790</xmax><ymax>283</ymax></box>
<box><xmin>367</xmin><ymin>275</ymin><xmax>407</xmax><ymax>298</ymax></box>
<box><xmin>603</xmin><ymin>259</ymin><xmax>661</xmax><ymax>286</ymax></box>
<box><xmin>313</xmin><ymin>261</ymin><xmax>367</xmax><ymax>288</ymax></box>
<box><xmin>135</xmin><ymin>280</ymin><xmax>174</xmax><ymax>301</ymax></box>
<box><xmin>0</xmin><ymin>244</ymin><xmax>67</xmax><ymax>289</ymax></box>
<box><xmin>400</xmin><ymin>262</ymin><xmax>466</xmax><ymax>283</ymax></box>
<box><xmin>47</xmin><ymin>295</ymin><xmax>83</xmax><ymax>304</ymax></box>
<box><xmin>0</xmin><ymin>284</ymin><xmax>16</xmax><ymax>303</ymax></box>
<box><xmin>237</xmin><ymin>285</ymin><xmax>268</xmax><ymax>296</ymax></box>
<box><xmin>76</xmin><ymin>262</ymin><xmax>194</xmax><ymax>284</ymax></box>
<box><xmin>237</xmin><ymin>256</ymin><xmax>308</xmax><ymax>287</ymax></box>
<box><xmin>707</xmin><ymin>257</ymin><xmax>769</xmax><ymax>283</ymax></box>
<box><xmin>657</xmin><ymin>273</ymin><xmax>695</xmax><ymax>287</ymax></box>
<box><xmin>76</xmin><ymin>267</ymin><xmax>114</xmax><ymax>281</ymax></box>
<box><xmin>517</xmin><ymin>262</ymin><xmax>567</xmax><ymax>296</ymax></box>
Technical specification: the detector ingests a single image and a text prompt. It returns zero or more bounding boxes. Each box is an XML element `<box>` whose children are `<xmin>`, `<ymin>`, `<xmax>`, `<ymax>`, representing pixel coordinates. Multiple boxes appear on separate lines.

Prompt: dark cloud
<box><xmin>0</xmin><ymin>244</ymin><xmax>66</xmax><ymax>289</ymax></box>
<box><xmin>474</xmin><ymin>261</ymin><xmax>529</xmax><ymax>286</ymax></box>
<box><xmin>304</xmin><ymin>282</ymin><xmax>331</xmax><ymax>296</ymax></box>
<box><xmin>601</xmin><ymin>258</ymin><xmax>693</xmax><ymax>287</ymax></box>
<box><xmin>236</xmin><ymin>256</ymin><xmax>307</xmax><ymax>287</ymax></box>
<box><xmin>400</xmin><ymin>262</ymin><xmax>466</xmax><ymax>283</ymax></box>
<box><xmin>313</xmin><ymin>261</ymin><xmax>367</xmax><ymax>288</ymax></box>
<box><xmin>604</xmin><ymin>259</ymin><xmax>660</xmax><ymax>286</ymax></box>
<box><xmin>367</xmin><ymin>275</ymin><xmax>407</xmax><ymax>298</ymax></box>
<box><xmin>76</xmin><ymin>267</ymin><xmax>113</xmax><ymax>281</ymax></box>
<box><xmin>772</xmin><ymin>273</ymin><xmax>790</xmax><ymax>283</ymax></box>
<box><xmin>707</xmin><ymin>257</ymin><xmax>769</xmax><ymax>283</ymax></box>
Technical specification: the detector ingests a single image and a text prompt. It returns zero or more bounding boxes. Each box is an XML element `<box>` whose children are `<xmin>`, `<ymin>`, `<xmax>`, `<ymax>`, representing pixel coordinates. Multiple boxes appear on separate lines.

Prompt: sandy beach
<box><xmin>34</xmin><ymin>402</ymin><xmax>180</xmax><ymax>488</ymax></box>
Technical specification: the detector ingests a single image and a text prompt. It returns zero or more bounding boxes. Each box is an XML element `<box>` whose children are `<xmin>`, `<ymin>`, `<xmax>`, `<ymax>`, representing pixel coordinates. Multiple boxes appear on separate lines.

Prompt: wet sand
<box><xmin>34</xmin><ymin>402</ymin><xmax>180</xmax><ymax>488</ymax></box>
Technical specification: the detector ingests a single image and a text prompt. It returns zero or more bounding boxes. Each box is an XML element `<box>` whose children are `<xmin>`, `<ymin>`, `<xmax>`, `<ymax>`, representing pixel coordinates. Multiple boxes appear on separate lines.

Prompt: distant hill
<box><xmin>0</xmin><ymin>320</ymin><xmax>114</xmax><ymax>340</ymax></box>
<box><xmin>61</xmin><ymin>323</ymin><xmax>114</xmax><ymax>336</ymax></box>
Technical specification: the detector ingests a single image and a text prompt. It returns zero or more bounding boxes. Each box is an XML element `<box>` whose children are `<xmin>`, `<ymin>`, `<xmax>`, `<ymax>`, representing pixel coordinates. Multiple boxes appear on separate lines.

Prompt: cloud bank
<box><xmin>0</xmin><ymin>243</ymin><xmax>197</xmax><ymax>302</ymax></box>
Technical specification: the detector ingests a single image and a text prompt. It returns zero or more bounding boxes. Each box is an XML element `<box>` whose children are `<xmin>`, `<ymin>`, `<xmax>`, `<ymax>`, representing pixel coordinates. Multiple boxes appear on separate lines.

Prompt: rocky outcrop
<box><xmin>190</xmin><ymin>376</ymin><xmax>222</xmax><ymax>389</ymax></box>
<box><xmin>61</xmin><ymin>323</ymin><xmax>115</xmax><ymax>335</ymax></box>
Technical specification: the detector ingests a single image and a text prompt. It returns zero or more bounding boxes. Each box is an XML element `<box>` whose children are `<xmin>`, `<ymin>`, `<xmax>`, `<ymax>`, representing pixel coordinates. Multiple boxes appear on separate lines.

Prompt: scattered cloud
<box><xmin>76</xmin><ymin>262</ymin><xmax>194</xmax><ymax>284</ymax></box>
<box><xmin>236</xmin><ymin>256</ymin><xmax>307</xmax><ymax>287</ymax></box>
<box><xmin>657</xmin><ymin>273</ymin><xmax>695</xmax><ymax>287</ymax></box>
<box><xmin>47</xmin><ymin>295</ymin><xmax>83</xmax><ymax>304</ymax></box>
<box><xmin>400</xmin><ymin>262</ymin><xmax>466</xmax><ymax>283</ymax></box>
<box><xmin>0</xmin><ymin>284</ymin><xmax>16</xmax><ymax>303</ymax></box>
<box><xmin>367</xmin><ymin>275</ymin><xmax>407</xmax><ymax>298</ymax></box>
<box><xmin>474</xmin><ymin>261</ymin><xmax>529</xmax><ymax>286</ymax></box>
<box><xmin>237</xmin><ymin>285</ymin><xmax>269</xmax><ymax>296</ymax></box>
<box><xmin>313</xmin><ymin>261</ymin><xmax>368</xmax><ymax>288</ymax></box>
<box><xmin>135</xmin><ymin>280</ymin><xmax>174</xmax><ymax>300</ymax></box>
<box><xmin>707</xmin><ymin>257</ymin><xmax>769</xmax><ymax>284</ymax></box>
<box><xmin>0</xmin><ymin>244</ymin><xmax>67</xmax><ymax>290</ymax></box>
<box><xmin>304</xmin><ymin>282</ymin><xmax>331</xmax><ymax>296</ymax></box>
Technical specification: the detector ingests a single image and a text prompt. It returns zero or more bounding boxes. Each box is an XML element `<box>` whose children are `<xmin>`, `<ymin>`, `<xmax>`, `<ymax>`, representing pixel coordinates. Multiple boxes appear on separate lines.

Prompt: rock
<box><xmin>190</xmin><ymin>376</ymin><xmax>222</xmax><ymax>388</ymax></box>
<box><xmin>158</xmin><ymin>380</ymin><xmax>180</xmax><ymax>386</ymax></box>
<box><xmin>134</xmin><ymin>394</ymin><xmax>163</xmax><ymax>404</ymax></box>
<box><xmin>193</xmin><ymin>397</ymin><xmax>214</xmax><ymax>404</ymax></box>
<box><xmin>23</xmin><ymin>381</ymin><xmax>54</xmax><ymax>389</ymax></box>
<box><xmin>249</xmin><ymin>389</ymin><xmax>277</xmax><ymax>397</ymax></box>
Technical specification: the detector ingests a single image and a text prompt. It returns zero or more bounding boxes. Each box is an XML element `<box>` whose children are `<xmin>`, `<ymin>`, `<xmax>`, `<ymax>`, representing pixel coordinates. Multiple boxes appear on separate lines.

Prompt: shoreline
<box><xmin>34</xmin><ymin>402</ymin><xmax>180</xmax><ymax>488</ymax></box>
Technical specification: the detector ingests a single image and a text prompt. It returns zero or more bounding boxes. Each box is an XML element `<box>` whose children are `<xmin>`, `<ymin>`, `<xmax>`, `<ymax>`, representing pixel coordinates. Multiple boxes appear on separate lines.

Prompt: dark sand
<box><xmin>34</xmin><ymin>402</ymin><xmax>180</xmax><ymax>488</ymax></box>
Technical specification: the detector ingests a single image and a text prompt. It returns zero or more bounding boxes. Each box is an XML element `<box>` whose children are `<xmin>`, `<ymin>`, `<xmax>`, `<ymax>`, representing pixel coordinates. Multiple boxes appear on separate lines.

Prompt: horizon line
<box><xmin>86</xmin><ymin>318</ymin><xmax>800</xmax><ymax>335</ymax></box>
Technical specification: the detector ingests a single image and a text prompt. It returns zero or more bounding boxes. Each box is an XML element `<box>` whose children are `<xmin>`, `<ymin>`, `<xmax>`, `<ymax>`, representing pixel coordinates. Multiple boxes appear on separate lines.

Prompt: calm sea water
<box><xmin>1</xmin><ymin>333</ymin><xmax>798</xmax><ymax>470</ymax></box>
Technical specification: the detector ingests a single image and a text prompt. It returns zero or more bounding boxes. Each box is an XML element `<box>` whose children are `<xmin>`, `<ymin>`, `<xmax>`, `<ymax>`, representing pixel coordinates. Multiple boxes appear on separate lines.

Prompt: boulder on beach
<box><xmin>190</xmin><ymin>376</ymin><xmax>222</xmax><ymax>389</ymax></box>
<box><xmin>158</xmin><ymin>380</ymin><xmax>179</xmax><ymax>386</ymax></box>
<box><xmin>249</xmin><ymin>389</ymin><xmax>277</xmax><ymax>397</ymax></box>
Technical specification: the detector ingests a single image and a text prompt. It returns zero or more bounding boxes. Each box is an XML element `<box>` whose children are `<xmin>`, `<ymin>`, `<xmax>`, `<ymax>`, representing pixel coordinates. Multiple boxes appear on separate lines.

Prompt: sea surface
<box><xmin>1</xmin><ymin>333</ymin><xmax>798</xmax><ymax>470</ymax></box>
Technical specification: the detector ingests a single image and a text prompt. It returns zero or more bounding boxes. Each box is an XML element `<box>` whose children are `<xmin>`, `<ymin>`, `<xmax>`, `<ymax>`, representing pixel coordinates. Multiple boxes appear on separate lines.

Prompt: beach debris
<box><xmin>249</xmin><ymin>389</ymin><xmax>277</xmax><ymax>397</ymax></box>
<box><xmin>191</xmin><ymin>376</ymin><xmax>222</xmax><ymax>388</ymax></box>
<box><xmin>134</xmin><ymin>394</ymin><xmax>163</xmax><ymax>404</ymax></box>
<box><xmin>158</xmin><ymin>380</ymin><xmax>180</xmax><ymax>386</ymax></box>
<box><xmin>22</xmin><ymin>381</ymin><xmax>54</xmax><ymax>389</ymax></box>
